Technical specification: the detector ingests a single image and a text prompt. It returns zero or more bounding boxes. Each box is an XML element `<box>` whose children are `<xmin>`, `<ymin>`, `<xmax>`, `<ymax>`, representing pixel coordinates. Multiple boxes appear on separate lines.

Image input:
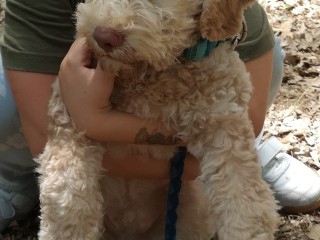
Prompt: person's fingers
<box><xmin>63</xmin><ymin>37</ymin><xmax>92</xmax><ymax>68</ymax></box>
<box><xmin>94</xmin><ymin>60</ymin><xmax>115</xmax><ymax>78</ymax></box>
<box><xmin>93</xmin><ymin>61</ymin><xmax>115</xmax><ymax>92</ymax></box>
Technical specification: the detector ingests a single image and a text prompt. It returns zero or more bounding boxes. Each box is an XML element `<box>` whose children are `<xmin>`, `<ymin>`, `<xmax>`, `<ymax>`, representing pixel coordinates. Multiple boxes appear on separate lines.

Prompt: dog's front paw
<box><xmin>199</xmin><ymin>0</ymin><xmax>255</xmax><ymax>41</ymax></box>
<box><xmin>199</xmin><ymin>10</ymin><xmax>243</xmax><ymax>41</ymax></box>
<box><xmin>216</xmin><ymin>194</ymin><xmax>279</xmax><ymax>240</ymax></box>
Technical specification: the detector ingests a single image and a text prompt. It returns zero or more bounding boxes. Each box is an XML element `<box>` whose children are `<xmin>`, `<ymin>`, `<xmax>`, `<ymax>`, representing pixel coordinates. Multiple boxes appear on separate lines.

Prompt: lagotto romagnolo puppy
<box><xmin>36</xmin><ymin>0</ymin><xmax>279</xmax><ymax>239</ymax></box>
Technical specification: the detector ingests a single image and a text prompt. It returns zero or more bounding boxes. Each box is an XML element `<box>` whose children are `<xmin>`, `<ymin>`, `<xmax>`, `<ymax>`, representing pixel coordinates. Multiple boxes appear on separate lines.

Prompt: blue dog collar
<box><xmin>183</xmin><ymin>19</ymin><xmax>248</xmax><ymax>61</ymax></box>
<box><xmin>183</xmin><ymin>38</ymin><xmax>220</xmax><ymax>61</ymax></box>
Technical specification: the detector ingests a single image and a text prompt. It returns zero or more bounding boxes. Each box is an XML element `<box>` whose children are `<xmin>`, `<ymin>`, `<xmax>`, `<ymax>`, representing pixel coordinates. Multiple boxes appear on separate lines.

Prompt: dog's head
<box><xmin>76</xmin><ymin>0</ymin><xmax>253</xmax><ymax>72</ymax></box>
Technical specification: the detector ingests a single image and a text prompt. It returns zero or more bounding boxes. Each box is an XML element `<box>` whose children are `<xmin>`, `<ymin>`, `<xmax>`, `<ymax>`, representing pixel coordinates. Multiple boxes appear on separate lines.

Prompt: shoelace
<box><xmin>165</xmin><ymin>147</ymin><xmax>187</xmax><ymax>240</ymax></box>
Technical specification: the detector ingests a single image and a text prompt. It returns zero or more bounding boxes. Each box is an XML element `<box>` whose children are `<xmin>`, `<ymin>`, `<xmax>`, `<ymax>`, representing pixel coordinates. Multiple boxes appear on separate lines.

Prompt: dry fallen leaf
<box><xmin>307</xmin><ymin>224</ymin><xmax>320</xmax><ymax>240</ymax></box>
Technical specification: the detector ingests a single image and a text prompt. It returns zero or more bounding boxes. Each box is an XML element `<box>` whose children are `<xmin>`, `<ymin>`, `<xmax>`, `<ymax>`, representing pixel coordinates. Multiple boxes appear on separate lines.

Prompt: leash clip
<box><xmin>231</xmin><ymin>18</ymin><xmax>248</xmax><ymax>49</ymax></box>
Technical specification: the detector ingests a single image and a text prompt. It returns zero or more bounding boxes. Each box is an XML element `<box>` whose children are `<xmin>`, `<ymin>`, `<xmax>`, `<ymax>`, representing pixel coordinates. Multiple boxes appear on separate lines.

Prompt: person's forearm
<box><xmin>6</xmin><ymin>70</ymin><xmax>56</xmax><ymax>156</ymax></box>
<box><xmin>77</xmin><ymin>109</ymin><xmax>181</xmax><ymax>145</ymax></box>
<box><xmin>246</xmin><ymin>49</ymin><xmax>274</xmax><ymax>137</ymax></box>
<box><xmin>102</xmin><ymin>150</ymin><xmax>200</xmax><ymax>180</ymax></box>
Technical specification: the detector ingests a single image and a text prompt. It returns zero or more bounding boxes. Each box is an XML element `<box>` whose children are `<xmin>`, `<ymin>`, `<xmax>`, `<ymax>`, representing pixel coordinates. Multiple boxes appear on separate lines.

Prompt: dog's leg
<box><xmin>176</xmin><ymin>182</ymin><xmax>216</xmax><ymax>240</ymax></box>
<box><xmin>189</xmin><ymin>114</ymin><xmax>279</xmax><ymax>240</ymax></box>
<box><xmin>36</xmin><ymin>80</ymin><xmax>105</xmax><ymax>240</ymax></box>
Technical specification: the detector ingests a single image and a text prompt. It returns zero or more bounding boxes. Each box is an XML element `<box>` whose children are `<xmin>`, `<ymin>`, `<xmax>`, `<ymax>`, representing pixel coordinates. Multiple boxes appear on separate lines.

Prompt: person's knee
<box><xmin>268</xmin><ymin>36</ymin><xmax>285</xmax><ymax>107</ymax></box>
<box><xmin>0</xmin><ymin>65</ymin><xmax>20</xmax><ymax>140</ymax></box>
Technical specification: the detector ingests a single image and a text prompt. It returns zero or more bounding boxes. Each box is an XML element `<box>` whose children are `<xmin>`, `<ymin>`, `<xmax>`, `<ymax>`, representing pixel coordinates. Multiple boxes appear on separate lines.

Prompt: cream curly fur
<box><xmin>36</xmin><ymin>0</ymin><xmax>279</xmax><ymax>239</ymax></box>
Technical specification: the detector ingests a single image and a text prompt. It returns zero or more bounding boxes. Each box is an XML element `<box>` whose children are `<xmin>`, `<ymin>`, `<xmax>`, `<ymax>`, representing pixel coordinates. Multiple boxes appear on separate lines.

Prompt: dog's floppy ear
<box><xmin>199</xmin><ymin>0</ymin><xmax>255</xmax><ymax>41</ymax></box>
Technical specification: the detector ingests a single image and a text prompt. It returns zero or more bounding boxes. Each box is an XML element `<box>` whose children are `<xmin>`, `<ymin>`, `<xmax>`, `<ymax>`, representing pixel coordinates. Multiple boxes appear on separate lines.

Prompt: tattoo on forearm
<box><xmin>134</xmin><ymin>128</ymin><xmax>179</xmax><ymax>145</ymax></box>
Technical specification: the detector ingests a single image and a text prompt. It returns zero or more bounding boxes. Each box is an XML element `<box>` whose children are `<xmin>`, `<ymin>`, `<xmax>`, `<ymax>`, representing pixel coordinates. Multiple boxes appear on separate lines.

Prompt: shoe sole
<box><xmin>280</xmin><ymin>196</ymin><xmax>320</xmax><ymax>214</ymax></box>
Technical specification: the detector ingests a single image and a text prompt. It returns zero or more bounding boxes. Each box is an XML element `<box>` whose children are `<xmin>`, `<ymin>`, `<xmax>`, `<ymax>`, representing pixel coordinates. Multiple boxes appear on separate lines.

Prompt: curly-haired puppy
<box><xmin>36</xmin><ymin>0</ymin><xmax>279</xmax><ymax>239</ymax></box>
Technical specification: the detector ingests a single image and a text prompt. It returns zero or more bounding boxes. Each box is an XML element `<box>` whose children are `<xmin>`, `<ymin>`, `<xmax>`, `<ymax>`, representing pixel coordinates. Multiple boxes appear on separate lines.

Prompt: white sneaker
<box><xmin>258</xmin><ymin>137</ymin><xmax>320</xmax><ymax>214</ymax></box>
<box><xmin>0</xmin><ymin>179</ymin><xmax>39</xmax><ymax>233</ymax></box>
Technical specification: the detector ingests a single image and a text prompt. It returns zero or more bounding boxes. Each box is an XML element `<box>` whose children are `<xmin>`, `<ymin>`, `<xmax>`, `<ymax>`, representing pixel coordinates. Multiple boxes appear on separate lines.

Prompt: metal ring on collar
<box><xmin>231</xmin><ymin>18</ymin><xmax>248</xmax><ymax>49</ymax></box>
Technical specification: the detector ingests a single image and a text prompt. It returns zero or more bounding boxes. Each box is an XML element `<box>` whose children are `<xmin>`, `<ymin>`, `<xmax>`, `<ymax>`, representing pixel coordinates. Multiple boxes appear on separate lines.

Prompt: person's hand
<box><xmin>58</xmin><ymin>38</ymin><xmax>181</xmax><ymax>145</ymax></box>
<box><xmin>59</xmin><ymin>37</ymin><xmax>115</xmax><ymax>130</ymax></box>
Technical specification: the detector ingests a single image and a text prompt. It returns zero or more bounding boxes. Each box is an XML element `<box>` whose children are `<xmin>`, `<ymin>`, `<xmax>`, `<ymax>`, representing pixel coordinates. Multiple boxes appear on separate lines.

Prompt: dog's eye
<box><xmin>162</xmin><ymin>29</ymin><xmax>169</xmax><ymax>33</ymax></box>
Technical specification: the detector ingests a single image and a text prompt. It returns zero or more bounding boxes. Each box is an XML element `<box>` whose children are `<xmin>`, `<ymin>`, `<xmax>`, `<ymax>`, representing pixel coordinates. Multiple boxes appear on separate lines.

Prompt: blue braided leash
<box><xmin>165</xmin><ymin>146</ymin><xmax>187</xmax><ymax>240</ymax></box>
<box><xmin>164</xmin><ymin>39</ymin><xmax>219</xmax><ymax>240</ymax></box>
<box><xmin>164</xmin><ymin>20</ymin><xmax>248</xmax><ymax>240</ymax></box>
<box><xmin>164</xmin><ymin>38</ymin><xmax>218</xmax><ymax>240</ymax></box>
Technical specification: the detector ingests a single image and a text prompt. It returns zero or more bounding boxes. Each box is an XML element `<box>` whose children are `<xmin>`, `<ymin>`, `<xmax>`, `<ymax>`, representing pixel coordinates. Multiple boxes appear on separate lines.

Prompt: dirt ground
<box><xmin>0</xmin><ymin>0</ymin><xmax>319</xmax><ymax>239</ymax></box>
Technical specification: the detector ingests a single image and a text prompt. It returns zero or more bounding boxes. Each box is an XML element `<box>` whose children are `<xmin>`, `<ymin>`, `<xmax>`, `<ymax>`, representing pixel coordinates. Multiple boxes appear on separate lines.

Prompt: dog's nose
<box><xmin>92</xmin><ymin>27</ymin><xmax>124</xmax><ymax>52</ymax></box>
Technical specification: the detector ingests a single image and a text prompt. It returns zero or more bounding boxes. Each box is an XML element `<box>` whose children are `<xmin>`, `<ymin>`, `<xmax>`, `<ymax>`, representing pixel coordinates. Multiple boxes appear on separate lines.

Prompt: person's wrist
<box><xmin>84</xmin><ymin>106</ymin><xmax>115</xmax><ymax>139</ymax></box>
